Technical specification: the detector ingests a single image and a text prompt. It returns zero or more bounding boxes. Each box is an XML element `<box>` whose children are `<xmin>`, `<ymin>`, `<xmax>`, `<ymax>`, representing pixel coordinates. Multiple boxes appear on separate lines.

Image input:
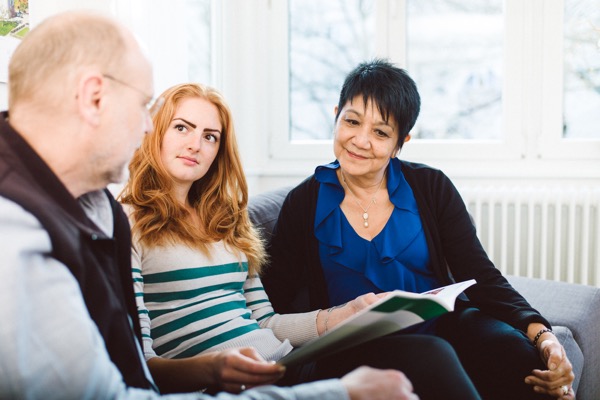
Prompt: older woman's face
<box><xmin>333</xmin><ymin>96</ymin><xmax>399</xmax><ymax>180</ymax></box>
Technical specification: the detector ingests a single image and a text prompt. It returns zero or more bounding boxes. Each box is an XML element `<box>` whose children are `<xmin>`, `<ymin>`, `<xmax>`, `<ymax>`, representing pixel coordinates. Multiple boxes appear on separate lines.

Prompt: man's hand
<box><xmin>341</xmin><ymin>366</ymin><xmax>419</xmax><ymax>400</ymax></box>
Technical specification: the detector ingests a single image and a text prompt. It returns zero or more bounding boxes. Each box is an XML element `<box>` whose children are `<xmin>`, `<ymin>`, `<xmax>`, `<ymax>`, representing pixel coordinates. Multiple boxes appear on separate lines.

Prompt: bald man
<box><xmin>0</xmin><ymin>11</ymin><xmax>418</xmax><ymax>400</ymax></box>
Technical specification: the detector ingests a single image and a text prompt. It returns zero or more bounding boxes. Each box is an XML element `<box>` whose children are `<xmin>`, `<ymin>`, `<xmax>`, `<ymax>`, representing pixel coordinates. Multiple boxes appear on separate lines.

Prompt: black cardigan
<box><xmin>263</xmin><ymin>159</ymin><xmax>550</xmax><ymax>333</ymax></box>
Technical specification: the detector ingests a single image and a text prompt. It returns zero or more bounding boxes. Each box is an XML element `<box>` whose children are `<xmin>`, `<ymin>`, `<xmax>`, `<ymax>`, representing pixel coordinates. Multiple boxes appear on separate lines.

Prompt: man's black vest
<box><xmin>0</xmin><ymin>113</ymin><xmax>152</xmax><ymax>389</ymax></box>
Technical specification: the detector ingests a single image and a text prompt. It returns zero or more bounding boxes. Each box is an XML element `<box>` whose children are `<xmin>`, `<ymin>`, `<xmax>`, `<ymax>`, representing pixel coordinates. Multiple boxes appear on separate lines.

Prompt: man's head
<box><xmin>8</xmin><ymin>11</ymin><xmax>154</xmax><ymax>196</ymax></box>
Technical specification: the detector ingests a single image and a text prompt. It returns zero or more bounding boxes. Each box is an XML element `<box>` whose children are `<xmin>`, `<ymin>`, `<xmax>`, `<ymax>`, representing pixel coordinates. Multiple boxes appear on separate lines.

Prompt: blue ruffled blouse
<box><xmin>314</xmin><ymin>159</ymin><xmax>441</xmax><ymax>306</ymax></box>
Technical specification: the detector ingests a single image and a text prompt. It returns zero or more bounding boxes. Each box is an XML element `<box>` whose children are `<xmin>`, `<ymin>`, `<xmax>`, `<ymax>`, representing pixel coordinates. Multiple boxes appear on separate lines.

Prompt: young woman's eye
<box><xmin>174</xmin><ymin>124</ymin><xmax>188</xmax><ymax>133</ymax></box>
<box><xmin>345</xmin><ymin>118</ymin><xmax>359</xmax><ymax>126</ymax></box>
<box><xmin>205</xmin><ymin>133</ymin><xmax>219</xmax><ymax>143</ymax></box>
<box><xmin>375</xmin><ymin>129</ymin><xmax>390</xmax><ymax>138</ymax></box>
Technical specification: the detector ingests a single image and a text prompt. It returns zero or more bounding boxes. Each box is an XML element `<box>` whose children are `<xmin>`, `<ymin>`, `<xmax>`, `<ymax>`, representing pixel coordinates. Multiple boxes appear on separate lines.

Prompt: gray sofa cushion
<box><xmin>248</xmin><ymin>186</ymin><xmax>291</xmax><ymax>242</ymax></box>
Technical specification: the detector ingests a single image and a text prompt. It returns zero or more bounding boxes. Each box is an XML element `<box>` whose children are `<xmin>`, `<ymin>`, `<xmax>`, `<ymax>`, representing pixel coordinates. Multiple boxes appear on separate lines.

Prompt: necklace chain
<box><xmin>341</xmin><ymin>169</ymin><xmax>385</xmax><ymax>228</ymax></box>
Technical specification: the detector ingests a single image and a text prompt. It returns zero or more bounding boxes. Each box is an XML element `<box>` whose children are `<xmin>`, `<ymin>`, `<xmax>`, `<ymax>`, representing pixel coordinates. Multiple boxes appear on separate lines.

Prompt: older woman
<box><xmin>262</xmin><ymin>59</ymin><xmax>575</xmax><ymax>400</ymax></box>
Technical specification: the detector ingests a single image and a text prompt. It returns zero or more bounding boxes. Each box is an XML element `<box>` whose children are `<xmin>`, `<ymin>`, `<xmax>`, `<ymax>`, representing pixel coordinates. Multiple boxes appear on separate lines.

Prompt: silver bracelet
<box><xmin>324</xmin><ymin>303</ymin><xmax>347</xmax><ymax>333</ymax></box>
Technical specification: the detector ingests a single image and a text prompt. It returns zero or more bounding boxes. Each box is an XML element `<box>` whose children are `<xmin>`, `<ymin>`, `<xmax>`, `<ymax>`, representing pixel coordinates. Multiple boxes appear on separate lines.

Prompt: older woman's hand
<box><xmin>525</xmin><ymin>339</ymin><xmax>575</xmax><ymax>399</ymax></box>
<box><xmin>317</xmin><ymin>292</ymin><xmax>390</xmax><ymax>335</ymax></box>
<box><xmin>348</xmin><ymin>292</ymin><xmax>389</xmax><ymax>312</ymax></box>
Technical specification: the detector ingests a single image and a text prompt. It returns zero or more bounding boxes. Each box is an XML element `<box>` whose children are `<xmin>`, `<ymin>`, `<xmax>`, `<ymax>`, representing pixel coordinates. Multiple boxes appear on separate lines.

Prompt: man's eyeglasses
<box><xmin>103</xmin><ymin>74</ymin><xmax>163</xmax><ymax>116</ymax></box>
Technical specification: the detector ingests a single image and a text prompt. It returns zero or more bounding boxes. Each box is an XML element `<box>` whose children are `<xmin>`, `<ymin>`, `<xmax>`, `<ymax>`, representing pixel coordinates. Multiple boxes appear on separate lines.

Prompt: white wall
<box><xmin>0</xmin><ymin>0</ymin><xmax>190</xmax><ymax>111</ymax></box>
<box><xmin>29</xmin><ymin>0</ymin><xmax>111</xmax><ymax>25</ymax></box>
<box><xmin>0</xmin><ymin>0</ymin><xmax>112</xmax><ymax>110</ymax></box>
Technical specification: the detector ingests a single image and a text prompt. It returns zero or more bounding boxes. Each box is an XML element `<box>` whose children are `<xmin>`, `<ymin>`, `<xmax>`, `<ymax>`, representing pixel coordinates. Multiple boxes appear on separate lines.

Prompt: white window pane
<box><xmin>407</xmin><ymin>0</ymin><xmax>504</xmax><ymax>140</ymax></box>
<box><xmin>185</xmin><ymin>0</ymin><xmax>212</xmax><ymax>84</ymax></box>
<box><xmin>289</xmin><ymin>0</ymin><xmax>376</xmax><ymax>141</ymax></box>
<box><xmin>563</xmin><ymin>0</ymin><xmax>600</xmax><ymax>139</ymax></box>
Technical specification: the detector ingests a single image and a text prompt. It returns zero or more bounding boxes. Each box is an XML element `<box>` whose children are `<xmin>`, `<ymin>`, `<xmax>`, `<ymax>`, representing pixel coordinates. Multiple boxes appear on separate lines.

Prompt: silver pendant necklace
<box><xmin>341</xmin><ymin>169</ymin><xmax>386</xmax><ymax>228</ymax></box>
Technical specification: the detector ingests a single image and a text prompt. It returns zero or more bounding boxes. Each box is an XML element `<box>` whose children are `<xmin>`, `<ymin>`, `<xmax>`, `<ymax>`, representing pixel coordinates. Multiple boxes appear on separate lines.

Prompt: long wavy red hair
<box><xmin>120</xmin><ymin>83</ymin><xmax>266</xmax><ymax>276</ymax></box>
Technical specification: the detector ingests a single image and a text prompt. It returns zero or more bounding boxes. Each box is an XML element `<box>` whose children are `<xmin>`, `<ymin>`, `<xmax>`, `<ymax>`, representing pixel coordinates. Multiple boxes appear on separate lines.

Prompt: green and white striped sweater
<box><xmin>131</xmin><ymin>238</ymin><xmax>320</xmax><ymax>362</ymax></box>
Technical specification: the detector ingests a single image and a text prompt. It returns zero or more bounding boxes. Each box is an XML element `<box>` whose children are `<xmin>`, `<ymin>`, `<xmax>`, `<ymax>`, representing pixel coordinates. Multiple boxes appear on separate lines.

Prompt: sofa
<box><xmin>248</xmin><ymin>186</ymin><xmax>600</xmax><ymax>400</ymax></box>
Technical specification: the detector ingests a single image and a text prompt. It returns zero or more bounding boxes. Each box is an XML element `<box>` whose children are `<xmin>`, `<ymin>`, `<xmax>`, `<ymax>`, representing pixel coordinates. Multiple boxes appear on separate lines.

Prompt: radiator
<box><xmin>459</xmin><ymin>185</ymin><xmax>600</xmax><ymax>287</ymax></box>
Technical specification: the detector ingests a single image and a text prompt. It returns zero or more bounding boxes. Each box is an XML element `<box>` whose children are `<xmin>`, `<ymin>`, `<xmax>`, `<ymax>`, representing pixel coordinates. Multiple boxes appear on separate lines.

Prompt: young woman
<box><xmin>119</xmin><ymin>83</ymin><xmax>481</xmax><ymax>400</ymax></box>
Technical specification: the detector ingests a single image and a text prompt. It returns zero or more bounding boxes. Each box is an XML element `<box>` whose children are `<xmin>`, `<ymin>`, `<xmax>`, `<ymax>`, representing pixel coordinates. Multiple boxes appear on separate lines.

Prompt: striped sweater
<box><xmin>130</xmin><ymin>235</ymin><xmax>320</xmax><ymax>362</ymax></box>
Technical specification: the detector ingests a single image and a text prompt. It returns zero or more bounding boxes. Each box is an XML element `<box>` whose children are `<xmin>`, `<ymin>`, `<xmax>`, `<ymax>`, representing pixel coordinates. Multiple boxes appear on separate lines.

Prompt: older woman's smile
<box><xmin>346</xmin><ymin>149</ymin><xmax>369</xmax><ymax>160</ymax></box>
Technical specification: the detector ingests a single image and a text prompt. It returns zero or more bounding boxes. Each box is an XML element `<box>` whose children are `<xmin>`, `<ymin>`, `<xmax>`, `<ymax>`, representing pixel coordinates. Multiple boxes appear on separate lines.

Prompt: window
<box><xmin>269</xmin><ymin>0</ymin><xmax>521</xmax><ymax>163</ymax></box>
<box><xmin>265</xmin><ymin>0</ymin><xmax>600</xmax><ymax>177</ymax></box>
<box><xmin>563</xmin><ymin>0</ymin><xmax>600</xmax><ymax>139</ymax></box>
<box><xmin>538</xmin><ymin>0</ymin><xmax>600</xmax><ymax>160</ymax></box>
<box><xmin>289</xmin><ymin>0</ymin><xmax>376</xmax><ymax>141</ymax></box>
<box><xmin>407</xmin><ymin>1</ymin><xmax>504</xmax><ymax>140</ymax></box>
<box><xmin>288</xmin><ymin>0</ymin><xmax>506</xmax><ymax>142</ymax></box>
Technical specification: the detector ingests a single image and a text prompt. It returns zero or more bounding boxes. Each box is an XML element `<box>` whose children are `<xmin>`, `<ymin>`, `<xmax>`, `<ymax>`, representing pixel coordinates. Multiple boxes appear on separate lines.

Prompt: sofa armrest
<box><xmin>506</xmin><ymin>275</ymin><xmax>600</xmax><ymax>399</ymax></box>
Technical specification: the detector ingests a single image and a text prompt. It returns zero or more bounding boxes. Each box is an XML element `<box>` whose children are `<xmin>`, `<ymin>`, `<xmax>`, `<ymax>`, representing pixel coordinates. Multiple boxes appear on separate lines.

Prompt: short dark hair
<box><xmin>335</xmin><ymin>59</ymin><xmax>420</xmax><ymax>148</ymax></box>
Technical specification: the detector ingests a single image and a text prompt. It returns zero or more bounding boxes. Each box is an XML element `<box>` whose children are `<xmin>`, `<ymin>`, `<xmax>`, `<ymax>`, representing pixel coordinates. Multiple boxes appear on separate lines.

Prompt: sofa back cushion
<box><xmin>248</xmin><ymin>186</ymin><xmax>291</xmax><ymax>242</ymax></box>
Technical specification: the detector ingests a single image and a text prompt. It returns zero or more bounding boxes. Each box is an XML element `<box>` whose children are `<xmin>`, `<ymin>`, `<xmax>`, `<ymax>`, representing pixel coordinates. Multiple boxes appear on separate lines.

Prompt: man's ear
<box><xmin>76</xmin><ymin>73</ymin><xmax>104</xmax><ymax>126</ymax></box>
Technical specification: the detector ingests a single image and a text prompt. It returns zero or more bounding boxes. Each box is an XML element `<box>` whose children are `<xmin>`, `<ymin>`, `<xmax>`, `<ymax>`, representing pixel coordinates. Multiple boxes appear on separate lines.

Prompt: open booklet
<box><xmin>278</xmin><ymin>279</ymin><xmax>476</xmax><ymax>367</ymax></box>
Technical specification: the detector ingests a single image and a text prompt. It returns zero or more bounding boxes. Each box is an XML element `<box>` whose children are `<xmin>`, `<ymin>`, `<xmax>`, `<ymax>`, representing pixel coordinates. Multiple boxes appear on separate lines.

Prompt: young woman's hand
<box><xmin>147</xmin><ymin>346</ymin><xmax>285</xmax><ymax>393</ymax></box>
<box><xmin>208</xmin><ymin>347</ymin><xmax>286</xmax><ymax>393</ymax></box>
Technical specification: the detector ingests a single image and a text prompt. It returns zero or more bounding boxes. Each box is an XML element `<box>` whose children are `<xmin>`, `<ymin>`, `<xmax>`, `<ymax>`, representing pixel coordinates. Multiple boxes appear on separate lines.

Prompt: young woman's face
<box><xmin>160</xmin><ymin>97</ymin><xmax>222</xmax><ymax>193</ymax></box>
<box><xmin>333</xmin><ymin>96</ymin><xmax>399</xmax><ymax>180</ymax></box>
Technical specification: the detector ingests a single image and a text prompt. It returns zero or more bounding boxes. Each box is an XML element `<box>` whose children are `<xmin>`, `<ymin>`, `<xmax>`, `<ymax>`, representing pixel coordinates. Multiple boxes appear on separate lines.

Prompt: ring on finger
<box><xmin>240</xmin><ymin>384</ymin><xmax>246</xmax><ymax>391</ymax></box>
<box><xmin>561</xmin><ymin>385</ymin><xmax>569</xmax><ymax>396</ymax></box>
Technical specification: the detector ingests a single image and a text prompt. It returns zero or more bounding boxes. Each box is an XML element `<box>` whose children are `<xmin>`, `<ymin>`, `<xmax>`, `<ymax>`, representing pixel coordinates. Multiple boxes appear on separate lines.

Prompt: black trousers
<box><xmin>282</xmin><ymin>334</ymin><xmax>481</xmax><ymax>400</ymax></box>
<box><xmin>283</xmin><ymin>307</ymin><xmax>554</xmax><ymax>400</ymax></box>
<box><xmin>422</xmin><ymin>307</ymin><xmax>553</xmax><ymax>400</ymax></box>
